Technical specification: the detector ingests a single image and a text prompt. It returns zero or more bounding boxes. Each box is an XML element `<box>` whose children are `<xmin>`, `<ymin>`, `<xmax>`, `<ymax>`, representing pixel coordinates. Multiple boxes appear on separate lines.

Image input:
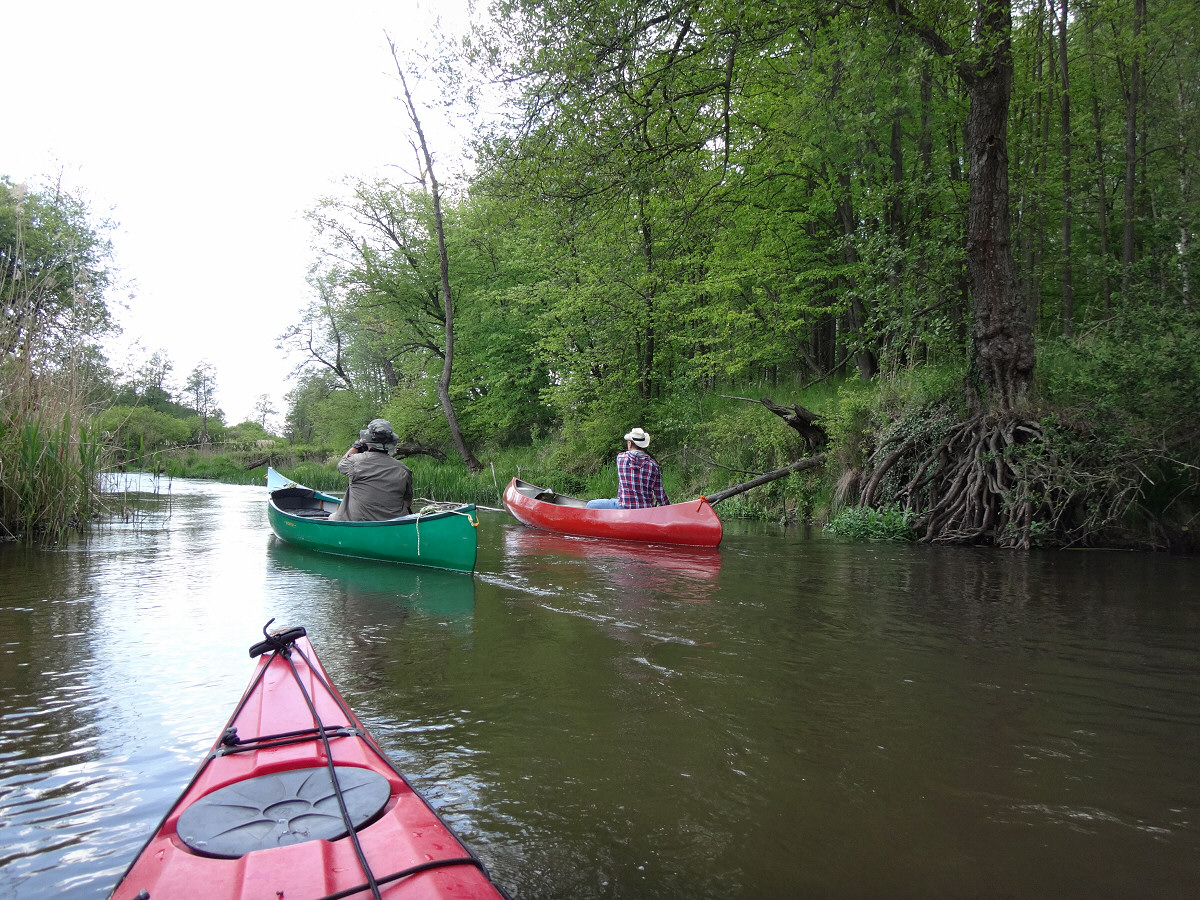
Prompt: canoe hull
<box><xmin>266</xmin><ymin>468</ymin><xmax>478</xmax><ymax>573</ymax></box>
<box><xmin>109</xmin><ymin>630</ymin><xmax>507</xmax><ymax>900</ymax></box>
<box><xmin>266</xmin><ymin>503</ymin><xmax>478</xmax><ymax>572</ymax></box>
<box><xmin>502</xmin><ymin>477</ymin><xmax>722</xmax><ymax>547</ymax></box>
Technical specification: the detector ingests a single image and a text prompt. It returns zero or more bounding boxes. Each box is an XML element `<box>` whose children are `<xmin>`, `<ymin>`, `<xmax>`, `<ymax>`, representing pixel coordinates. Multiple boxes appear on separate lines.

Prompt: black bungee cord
<box><xmin>114</xmin><ymin>621</ymin><xmax>503</xmax><ymax>900</ymax></box>
<box><xmin>250</xmin><ymin>620</ymin><xmax>384</xmax><ymax>900</ymax></box>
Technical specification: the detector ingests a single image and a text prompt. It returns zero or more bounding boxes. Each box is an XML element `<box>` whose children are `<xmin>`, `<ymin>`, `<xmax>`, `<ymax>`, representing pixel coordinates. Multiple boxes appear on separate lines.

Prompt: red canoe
<box><xmin>109</xmin><ymin>625</ymin><xmax>509</xmax><ymax>900</ymax></box>
<box><xmin>502</xmin><ymin>477</ymin><xmax>723</xmax><ymax>547</ymax></box>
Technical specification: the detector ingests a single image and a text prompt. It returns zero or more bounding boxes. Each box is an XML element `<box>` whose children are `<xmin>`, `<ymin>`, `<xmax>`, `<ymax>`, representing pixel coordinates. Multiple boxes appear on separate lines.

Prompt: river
<box><xmin>1</xmin><ymin>475</ymin><xmax>1198</xmax><ymax>898</ymax></box>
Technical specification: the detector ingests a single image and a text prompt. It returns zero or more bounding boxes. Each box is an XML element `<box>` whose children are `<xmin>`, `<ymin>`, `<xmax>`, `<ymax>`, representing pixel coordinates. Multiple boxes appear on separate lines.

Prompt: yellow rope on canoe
<box><xmin>410</xmin><ymin>502</ymin><xmax>479</xmax><ymax>556</ymax></box>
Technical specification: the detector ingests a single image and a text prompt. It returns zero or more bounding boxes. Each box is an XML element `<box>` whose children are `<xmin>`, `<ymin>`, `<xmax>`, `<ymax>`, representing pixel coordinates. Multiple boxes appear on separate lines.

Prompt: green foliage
<box><xmin>825</xmin><ymin>505</ymin><xmax>917</xmax><ymax>541</ymax></box>
<box><xmin>1038</xmin><ymin>305</ymin><xmax>1200</xmax><ymax>438</ymax></box>
<box><xmin>0</xmin><ymin>176</ymin><xmax>116</xmax><ymax>539</ymax></box>
<box><xmin>546</xmin><ymin>390</ymin><xmax>649</xmax><ymax>476</ymax></box>
<box><xmin>94</xmin><ymin>406</ymin><xmax>192</xmax><ymax>460</ymax></box>
<box><xmin>822</xmin><ymin>382</ymin><xmax>879</xmax><ymax>471</ymax></box>
<box><xmin>700</xmin><ymin>401</ymin><xmax>809</xmax><ymax>474</ymax></box>
<box><xmin>228</xmin><ymin>421</ymin><xmax>273</xmax><ymax>441</ymax></box>
<box><xmin>311</xmin><ymin>390</ymin><xmax>378</xmax><ymax>448</ymax></box>
<box><xmin>821</xmin><ymin>365</ymin><xmax>968</xmax><ymax>475</ymax></box>
<box><xmin>270</xmin><ymin>461</ymin><xmax>346</xmax><ymax>492</ymax></box>
<box><xmin>1</xmin><ymin>176</ymin><xmax>116</xmax><ymax>362</ymax></box>
<box><xmin>160</xmin><ymin>452</ymin><xmax>255</xmax><ymax>483</ymax></box>
<box><xmin>0</xmin><ymin>393</ymin><xmax>108</xmax><ymax>540</ymax></box>
<box><xmin>1034</xmin><ymin>307</ymin><xmax>1200</xmax><ymax>544</ymax></box>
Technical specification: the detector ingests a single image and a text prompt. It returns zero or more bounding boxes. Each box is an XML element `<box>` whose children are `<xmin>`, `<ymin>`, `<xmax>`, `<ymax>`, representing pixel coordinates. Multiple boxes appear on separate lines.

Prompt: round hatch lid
<box><xmin>177</xmin><ymin>765</ymin><xmax>391</xmax><ymax>858</ymax></box>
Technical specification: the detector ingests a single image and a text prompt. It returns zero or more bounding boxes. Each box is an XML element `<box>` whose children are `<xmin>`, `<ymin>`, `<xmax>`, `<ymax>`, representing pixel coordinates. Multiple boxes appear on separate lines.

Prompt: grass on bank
<box><xmin>0</xmin><ymin>357</ymin><xmax>110</xmax><ymax>542</ymax></box>
<box><xmin>152</xmin><ymin>378</ymin><xmax>848</xmax><ymax>522</ymax></box>
<box><xmin>12</xmin><ymin>336</ymin><xmax>1196</xmax><ymax>549</ymax></box>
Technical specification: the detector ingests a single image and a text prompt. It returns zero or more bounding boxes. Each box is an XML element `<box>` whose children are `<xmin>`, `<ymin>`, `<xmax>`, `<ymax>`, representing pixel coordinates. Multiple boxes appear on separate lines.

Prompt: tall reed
<box><xmin>1</xmin><ymin>198</ymin><xmax>110</xmax><ymax>541</ymax></box>
<box><xmin>0</xmin><ymin>360</ymin><xmax>110</xmax><ymax>541</ymax></box>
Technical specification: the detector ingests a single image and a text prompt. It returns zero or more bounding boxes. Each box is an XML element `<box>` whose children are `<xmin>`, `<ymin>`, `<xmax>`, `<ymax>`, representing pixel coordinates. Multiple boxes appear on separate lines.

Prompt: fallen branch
<box><xmin>680</xmin><ymin>446</ymin><xmax>765</xmax><ymax>477</ymax></box>
<box><xmin>707</xmin><ymin>454</ymin><xmax>826</xmax><ymax>505</ymax></box>
<box><xmin>719</xmin><ymin>395</ymin><xmax>828</xmax><ymax>451</ymax></box>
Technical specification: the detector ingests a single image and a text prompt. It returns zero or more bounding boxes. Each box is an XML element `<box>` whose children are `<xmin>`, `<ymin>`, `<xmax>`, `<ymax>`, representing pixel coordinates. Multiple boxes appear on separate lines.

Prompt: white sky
<box><xmin>2</xmin><ymin>0</ymin><xmax>474</xmax><ymax>427</ymax></box>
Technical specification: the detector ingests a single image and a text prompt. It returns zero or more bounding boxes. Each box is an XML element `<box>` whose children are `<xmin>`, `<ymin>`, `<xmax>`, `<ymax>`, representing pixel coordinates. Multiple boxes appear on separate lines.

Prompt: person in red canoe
<box><xmin>329</xmin><ymin>418</ymin><xmax>414</xmax><ymax>520</ymax></box>
<box><xmin>586</xmin><ymin>427</ymin><xmax>670</xmax><ymax>509</ymax></box>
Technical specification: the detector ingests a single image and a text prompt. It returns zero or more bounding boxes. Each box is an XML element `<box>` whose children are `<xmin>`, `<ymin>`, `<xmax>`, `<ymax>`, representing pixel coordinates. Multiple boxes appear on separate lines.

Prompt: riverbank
<box><xmin>8</xmin><ymin>355</ymin><xmax>1197</xmax><ymax>551</ymax></box>
<box><xmin>146</xmin><ymin>368</ymin><xmax>1200</xmax><ymax>553</ymax></box>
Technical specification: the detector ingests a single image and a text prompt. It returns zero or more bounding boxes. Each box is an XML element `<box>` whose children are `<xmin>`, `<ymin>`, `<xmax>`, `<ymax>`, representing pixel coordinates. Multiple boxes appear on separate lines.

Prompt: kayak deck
<box><xmin>109</xmin><ymin>625</ymin><xmax>507</xmax><ymax>900</ymax></box>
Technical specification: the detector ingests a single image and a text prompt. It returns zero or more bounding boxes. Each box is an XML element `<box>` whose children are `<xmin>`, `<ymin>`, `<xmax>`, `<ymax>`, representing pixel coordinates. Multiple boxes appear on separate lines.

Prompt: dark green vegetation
<box><xmin>5</xmin><ymin>0</ymin><xmax>1199</xmax><ymax>549</ymax></box>
<box><xmin>1</xmin><ymin>177</ymin><xmax>113</xmax><ymax>540</ymax></box>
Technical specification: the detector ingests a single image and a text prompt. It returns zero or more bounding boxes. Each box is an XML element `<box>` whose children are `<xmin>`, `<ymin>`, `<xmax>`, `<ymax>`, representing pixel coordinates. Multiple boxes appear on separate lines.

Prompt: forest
<box><xmin>3</xmin><ymin>0</ymin><xmax>1198</xmax><ymax>549</ymax></box>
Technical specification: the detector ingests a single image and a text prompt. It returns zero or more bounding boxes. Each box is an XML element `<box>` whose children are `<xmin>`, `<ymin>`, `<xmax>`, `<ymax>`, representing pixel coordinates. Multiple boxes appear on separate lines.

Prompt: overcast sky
<box><xmin>3</xmin><ymin>0</ymin><xmax>473</xmax><ymax>426</ymax></box>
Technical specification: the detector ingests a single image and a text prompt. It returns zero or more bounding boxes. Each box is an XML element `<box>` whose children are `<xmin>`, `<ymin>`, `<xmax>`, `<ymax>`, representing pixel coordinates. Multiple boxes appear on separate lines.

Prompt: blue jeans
<box><xmin>586</xmin><ymin>498</ymin><xmax>621</xmax><ymax>509</ymax></box>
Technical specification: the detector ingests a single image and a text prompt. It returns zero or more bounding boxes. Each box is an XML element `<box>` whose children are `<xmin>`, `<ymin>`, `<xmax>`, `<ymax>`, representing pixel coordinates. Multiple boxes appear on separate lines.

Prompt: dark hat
<box><xmin>362</xmin><ymin>418</ymin><xmax>397</xmax><ymax>447</ymax></box>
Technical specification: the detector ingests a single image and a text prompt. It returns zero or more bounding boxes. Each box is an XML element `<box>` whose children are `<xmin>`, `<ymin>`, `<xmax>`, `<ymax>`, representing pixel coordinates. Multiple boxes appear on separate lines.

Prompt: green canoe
<box><xmin>265</xmin><ymin>467</ymin><xmax>478</xmax><ymax>573</ymax></box>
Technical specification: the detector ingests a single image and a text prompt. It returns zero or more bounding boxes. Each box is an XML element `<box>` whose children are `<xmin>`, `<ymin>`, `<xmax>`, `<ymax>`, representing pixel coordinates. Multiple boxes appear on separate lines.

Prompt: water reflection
<box><xmin>498</xmin><ymin>526</ymin><xmax>722</xmax><ymax>598</ymax></box>
<box><xmin>266</xmin><ymin>539</ymin><xmax>476</xmax><ymax>626</ymax></box>
<box><xmin>2</xmin><ymin>486</ymin><xmax>1200</xmax><ymax>899</ymax></box>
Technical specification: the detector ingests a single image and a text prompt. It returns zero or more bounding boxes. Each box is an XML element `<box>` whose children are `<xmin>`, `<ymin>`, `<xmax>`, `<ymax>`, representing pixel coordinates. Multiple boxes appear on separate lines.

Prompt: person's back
<box><xmin>329</xmin><ymin>418</ymin><xmax>414</xmax><ymax>521</ymax></box>
<box><xmin>335</xmin><ymin>451</ymin><xmax>413</xmax><ymax>520</ymax></box>
<box><xmin>616</xmin><ymin>448</ymin><xmax>668</xmax><ymax>508</ymax></box>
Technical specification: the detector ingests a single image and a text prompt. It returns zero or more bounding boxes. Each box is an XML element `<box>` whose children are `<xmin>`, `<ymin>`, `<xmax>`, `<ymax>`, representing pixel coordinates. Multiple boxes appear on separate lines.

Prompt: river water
<box><xmin>1</xmin><ymin>475</ymin><xmax>1198</xmax><ymax>899</ymax></box>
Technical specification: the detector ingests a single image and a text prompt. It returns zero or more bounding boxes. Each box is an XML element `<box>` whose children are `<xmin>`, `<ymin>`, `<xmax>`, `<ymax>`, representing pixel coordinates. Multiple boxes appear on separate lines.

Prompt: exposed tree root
<box><xmin>859</xmin><ymin>411</ymin><xmax>1145</xmax><ymax>549</ymax></box>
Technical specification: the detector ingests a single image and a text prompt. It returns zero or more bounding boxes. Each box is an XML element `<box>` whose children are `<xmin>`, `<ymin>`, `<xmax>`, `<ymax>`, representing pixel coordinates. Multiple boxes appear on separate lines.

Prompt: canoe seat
<box><xmin>177</xmin><ymin>765</ymin><xmax>391</xmax><ymax>858</ymax></box>
<box><xmin>272</xmin><ymin>487</ymin><xmax>332</xmax><ymax>517</ymax></box>
<box><xmin>272</xmin><ymin>486</ymin><xmax>316</xmax><ymax>507</ymax></box>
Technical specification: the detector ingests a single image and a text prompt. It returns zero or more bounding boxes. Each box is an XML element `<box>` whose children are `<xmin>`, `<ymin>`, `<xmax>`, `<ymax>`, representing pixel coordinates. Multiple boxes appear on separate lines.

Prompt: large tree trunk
<box><xmin>890</xmin><ymin>0</ymin><xmax>1034</xmax><ymax>409</ymax></box>
<box><xmin>964</xmin><ymin>2</ymin><xmax>1032</xmax><ymax>408</ymax></box>
<box><xmin>961</xmin><ymin>1</ymin><xmax>1035</xmax><ymax>407</ymax></box>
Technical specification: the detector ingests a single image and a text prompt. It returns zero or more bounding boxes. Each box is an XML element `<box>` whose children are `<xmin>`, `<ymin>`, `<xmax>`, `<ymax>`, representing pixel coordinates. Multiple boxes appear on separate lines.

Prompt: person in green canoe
<box><xmin>328</xmin><ymin>418</ymin><xmax>414</xmax><ymax>521</ymax></box>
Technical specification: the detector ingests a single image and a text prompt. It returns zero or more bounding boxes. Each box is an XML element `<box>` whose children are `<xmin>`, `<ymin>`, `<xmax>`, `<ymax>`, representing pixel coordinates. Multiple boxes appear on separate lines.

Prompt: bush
<box><xmin>825</xmin><ymin>504</ymin><xmax>917</xmax><ymax>541</ymax></box>
<box><xmin>0</xmin><ymin>381</ymin><xmax>109</xmax><ymax>540</ymax></box>
<box><xmin>94</xmin><ymin>406</ymin><xmax>192</xmax><ymax>461</ymax></box>
<box><xmin>1039</xmin><ymin>304</ymin><xmax>1200</xmax><ymax>438</ymax></box>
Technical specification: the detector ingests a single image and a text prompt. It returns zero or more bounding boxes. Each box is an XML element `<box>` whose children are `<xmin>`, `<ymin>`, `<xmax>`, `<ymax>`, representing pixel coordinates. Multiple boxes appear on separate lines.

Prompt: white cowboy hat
<box><xmin>623</xmin><ymin>427</ymin><xmax>650</xmax><ymax>448</ymax></box>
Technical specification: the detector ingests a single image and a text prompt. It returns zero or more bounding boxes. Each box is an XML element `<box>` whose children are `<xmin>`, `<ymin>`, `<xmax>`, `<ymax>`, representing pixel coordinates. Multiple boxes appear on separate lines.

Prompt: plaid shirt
<box><xmin>616</xmin><ymin>449</ymin><xmax>669</xmax><ymax>508</ymax></box>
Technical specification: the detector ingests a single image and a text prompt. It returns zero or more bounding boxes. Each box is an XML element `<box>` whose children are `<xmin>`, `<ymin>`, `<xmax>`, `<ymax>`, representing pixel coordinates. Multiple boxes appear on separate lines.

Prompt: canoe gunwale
<box><xmin>267</xmin><ymin>499</ymin><xmax>477</xmax><ymax>528</ymax></box>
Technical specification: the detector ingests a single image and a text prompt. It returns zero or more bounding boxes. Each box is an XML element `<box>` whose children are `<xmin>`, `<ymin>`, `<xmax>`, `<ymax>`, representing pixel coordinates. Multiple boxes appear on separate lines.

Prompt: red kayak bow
<box><xmin>110</xmin><ymin>624</ymin><xmax>509</xmax><ymax>900</ymax></box>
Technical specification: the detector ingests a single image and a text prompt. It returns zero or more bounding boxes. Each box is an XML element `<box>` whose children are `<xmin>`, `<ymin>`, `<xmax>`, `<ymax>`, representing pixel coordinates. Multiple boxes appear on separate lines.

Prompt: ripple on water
<box><xmin>3</xmin><ymin>490</ymin><xmax>1200</xmax><ymax>899</ymax></box>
